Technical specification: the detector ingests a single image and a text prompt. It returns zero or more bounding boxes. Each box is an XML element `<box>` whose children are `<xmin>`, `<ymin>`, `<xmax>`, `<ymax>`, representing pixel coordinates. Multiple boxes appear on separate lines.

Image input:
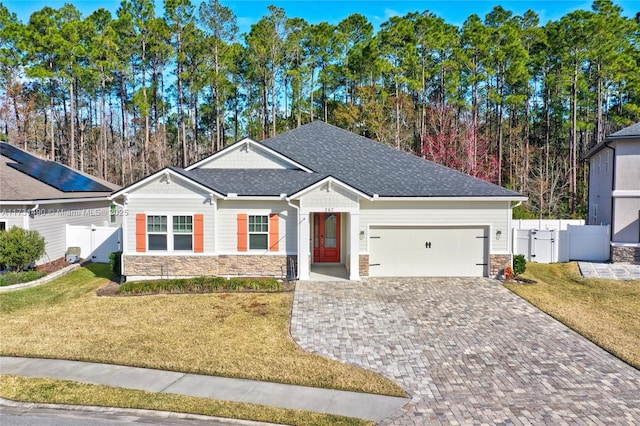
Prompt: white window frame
<box><xmin>248</xmin><ymin>215</ymin><xmax>269</xmax><ymax>250</ymax></box>
<box><xmin>147</xmin><ymin>215</ymin><xmax>168</xmax><ymax>251</ymax></box>
<box><xmin>172</xmin><ymin>215</ymin><xmax>193</xmax><ymax>251</ymax></box>
<box><xmin>146</xmin><ymin>214</ymin><xmax>195</xmax><ymax>252</ymax></box>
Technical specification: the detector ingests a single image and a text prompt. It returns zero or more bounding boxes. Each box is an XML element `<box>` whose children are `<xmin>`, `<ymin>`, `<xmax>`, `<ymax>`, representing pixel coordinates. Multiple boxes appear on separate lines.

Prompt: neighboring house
<box><xmin>0</xmin><ymin>142</ymin><xmax>121</xmax><ymax>265</ymax></box>
<box><xmin>586</xmin><ymin>122</ymin><xmax>640</xmax><ymax>263</ymax></box>
<box><xmin>111</xmin><ymin>121</ymin><xmax>525</xmax><ymax>281</ymax></box>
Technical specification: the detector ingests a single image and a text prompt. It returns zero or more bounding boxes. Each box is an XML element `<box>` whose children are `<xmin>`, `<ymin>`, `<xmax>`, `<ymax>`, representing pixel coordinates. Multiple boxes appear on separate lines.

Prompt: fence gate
<box><xmin>530</xmin><ymin>230</ymin><xmax>555</xmax><ymax>263</ymax></box>
<box><xmin>66</xmin><ymin>225</ymin><xmax>122</xmax><ymax>263</ymax></box>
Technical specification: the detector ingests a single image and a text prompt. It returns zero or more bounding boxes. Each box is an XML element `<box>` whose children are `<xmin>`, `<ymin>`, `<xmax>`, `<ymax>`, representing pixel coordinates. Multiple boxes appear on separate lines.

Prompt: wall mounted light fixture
<box><xmin>496</xmin><ymin>230</ymin><xmax>502</xmax><ymax>240</ymax></box>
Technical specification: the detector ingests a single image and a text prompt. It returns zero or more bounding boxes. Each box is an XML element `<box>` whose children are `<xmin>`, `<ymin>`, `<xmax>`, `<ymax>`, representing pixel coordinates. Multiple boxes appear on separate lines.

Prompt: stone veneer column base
<box><xmin>490</xmin><ymin>254</ymin><xmax>512</xmax><ymax>279</ymax></box>
<box><xmin>124</xmin><ymin>255</ymin><xmax>297</xmax><ymax>278</ymax></box>
<box><xmin>611</xmin><ymin>246</ymin><xmax>640</xmax><ymax>263</ymax></box>
<box><xmin>359</xmin><ymin>255</ymin><xmax>370</xmax><ymax>277</ymax></box>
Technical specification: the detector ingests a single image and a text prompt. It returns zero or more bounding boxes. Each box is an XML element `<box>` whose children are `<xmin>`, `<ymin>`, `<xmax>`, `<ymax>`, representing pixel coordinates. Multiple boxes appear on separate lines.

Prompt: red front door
<box><xmin>314</xmin><ymin>213</ymin><xmax>341</xmax><ymax>262</ymax></box>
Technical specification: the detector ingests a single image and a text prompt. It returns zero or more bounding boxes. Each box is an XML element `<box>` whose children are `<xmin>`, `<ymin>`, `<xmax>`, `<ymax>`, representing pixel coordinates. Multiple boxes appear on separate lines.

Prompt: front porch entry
<box><xmin>299</xmin><ymin>211</ymin><xmax>360</xmax><ymax>281</ymax></box>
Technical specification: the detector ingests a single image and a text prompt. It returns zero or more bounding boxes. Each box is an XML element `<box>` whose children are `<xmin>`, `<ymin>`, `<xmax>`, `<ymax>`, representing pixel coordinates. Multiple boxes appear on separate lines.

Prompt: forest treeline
<box><xmin>0</xmin><ymin>0</ymin><xmax>638</xmax><ymax>217</ymax></box>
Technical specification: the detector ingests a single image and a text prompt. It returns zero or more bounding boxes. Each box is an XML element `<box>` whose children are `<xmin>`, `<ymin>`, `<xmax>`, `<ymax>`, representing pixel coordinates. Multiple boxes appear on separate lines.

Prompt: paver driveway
<box><xmin>291</xmin><ymin>278</ymin><xmax>640</xmax><ymax>425</ymax></box>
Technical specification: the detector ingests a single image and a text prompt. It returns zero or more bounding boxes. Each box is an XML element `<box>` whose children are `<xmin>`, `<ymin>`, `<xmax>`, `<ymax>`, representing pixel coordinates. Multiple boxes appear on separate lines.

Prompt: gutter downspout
<box><xmin>606</xmin><ymin>145</ymin><xmax>616</xmax><ymax>261</ymax></box>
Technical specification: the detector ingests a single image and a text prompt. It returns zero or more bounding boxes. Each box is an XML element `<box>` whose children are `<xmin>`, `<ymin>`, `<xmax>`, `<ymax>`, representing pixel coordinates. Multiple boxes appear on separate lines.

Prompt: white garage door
<box><xmin>368</xmin><ymin>226</ymin><xmax>488</xmax><ymax>277</ymax></box>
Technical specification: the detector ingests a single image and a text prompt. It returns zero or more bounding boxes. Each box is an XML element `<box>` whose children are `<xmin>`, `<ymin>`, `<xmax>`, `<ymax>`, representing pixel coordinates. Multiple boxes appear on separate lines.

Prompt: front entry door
<box><xmin>314</xmin><ymin>213</ymin><xmax>341</xmax><ymax>262</ymax></box>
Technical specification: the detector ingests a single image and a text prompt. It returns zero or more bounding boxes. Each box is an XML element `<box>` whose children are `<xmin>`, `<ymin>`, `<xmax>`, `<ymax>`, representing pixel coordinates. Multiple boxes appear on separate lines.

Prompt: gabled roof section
<box><xmin>1</xmin><ymin>142</ymin><xmax>119</xmax><ymax>201</ymax></box>
<box><xmin>608</xmin><ymin>122</ymin><xmax>640</xmax><ymax>140</ymax></box>
<box><xmin>110</xmin><ymin>167</ymin><xmax>224</xmax><ymax>199</ymax></box>
<box><xmin>288</xmin><ymin>175</ymin><xmax>371</xmax><ymax>200</ymax></box>
<box><xmin>181</xmin><ymin>168</ymin><xmax>326</xmax><ymax>197</ymax></box>
<box><xmin>261</xmin><ymin>121</ymin><xmax>521</xmax><ymax>198</ymax></box>
<box><xmin>585</xmin><ymin>122</ymin><xmax>640</xmax><ymax>159</ymax></box>
<box><xmin>185</xmin><ymin>138</ymin><xmax>313</xmax><ymax>172</ymax></box>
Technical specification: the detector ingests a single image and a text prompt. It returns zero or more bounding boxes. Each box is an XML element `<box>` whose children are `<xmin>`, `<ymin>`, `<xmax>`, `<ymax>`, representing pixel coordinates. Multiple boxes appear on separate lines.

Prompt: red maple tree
<box><xmin>421</xmin><ymin>106</ymin><xmax>498</xmax><ymax>183</ymax></box>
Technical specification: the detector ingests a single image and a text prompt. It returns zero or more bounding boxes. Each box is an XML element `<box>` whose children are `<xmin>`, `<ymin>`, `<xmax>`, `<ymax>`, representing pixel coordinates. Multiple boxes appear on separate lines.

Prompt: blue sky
<box><xmin>5</xmin><ymin>0</ymin><xmax>639</xmax><ymax>32</ymax></box>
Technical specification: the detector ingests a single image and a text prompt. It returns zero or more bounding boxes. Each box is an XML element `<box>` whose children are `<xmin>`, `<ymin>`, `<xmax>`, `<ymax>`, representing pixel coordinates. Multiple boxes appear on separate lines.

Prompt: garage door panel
<box><xmin>369</xmin><ymin>226</ymin><xmax>487</xmax><ymax>277</ymax></box>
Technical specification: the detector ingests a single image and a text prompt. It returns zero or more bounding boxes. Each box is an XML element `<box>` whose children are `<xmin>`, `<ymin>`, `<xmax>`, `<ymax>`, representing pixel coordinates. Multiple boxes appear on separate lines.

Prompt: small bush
<box><xmin>513</xmin><ymin>254</ymin><xmax>526</xmax><ymax>276</ymax></box>
<box><xmin>0</xmin><ymin>270</ymin><xmax>47</xmax><ymax>286</ymax></box>
<box><xmin>109</xmin><ymin>251</ymin><xmax>122</xmax><ymax>276</ymax></box>
<box><xmin>118</xmin><ymin>276</ymin><xmax>282</xmax><ymax>295</ymax></box>
<box><xmin>0</xmin><ymin>227</ymin><xmax>46</xmax><ymax>271</ymax></box>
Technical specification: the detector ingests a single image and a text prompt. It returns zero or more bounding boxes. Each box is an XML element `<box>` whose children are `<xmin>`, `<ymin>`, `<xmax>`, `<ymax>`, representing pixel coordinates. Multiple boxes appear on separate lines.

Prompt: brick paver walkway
<box><xmin>291</xmin><ymin>278</ymin><xmax>640</xmax><ymax>425</ymax></box>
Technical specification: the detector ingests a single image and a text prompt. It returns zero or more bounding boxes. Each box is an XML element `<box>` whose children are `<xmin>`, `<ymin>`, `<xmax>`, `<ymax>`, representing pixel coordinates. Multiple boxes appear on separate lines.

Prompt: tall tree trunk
<box><xmin>69</xmin><ymin>80</ymin><xmax>75</xmax><ymax>169</ymax></box>
<box><xmin>570</xmin><ymin>66</ymin><xmax>578</xmax><ymax>215</ymax></box>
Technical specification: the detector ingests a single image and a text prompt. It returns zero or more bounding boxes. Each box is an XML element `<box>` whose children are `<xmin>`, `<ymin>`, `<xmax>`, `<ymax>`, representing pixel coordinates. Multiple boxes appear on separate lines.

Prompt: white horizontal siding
<box><xmin>359</xmin><ymin>200</ymin><xmax>510</xmax><ymax>254</ymax></box>
<box><xmin>125</xmin><ymin>197</ymin><xmax>214</xmax><ymax>254</ymax></box>
<box><xmin>200</xmin><ymin>145</ymin><xmax>294</xmax><ymax>169</ymax></box>
<box><xmin>217</xmin><ymin>200</ymin><xmax>296</xmax><ymax>254</ymax></box>
<box><xmin>28</xmin><ymin>201</ymin><xmax>114</xmax><ymax>264</ymax></box>
<box><xmin>0</xmin><ymin>209</ymin><xmax>26</xmax><ymax>231</ymax></box>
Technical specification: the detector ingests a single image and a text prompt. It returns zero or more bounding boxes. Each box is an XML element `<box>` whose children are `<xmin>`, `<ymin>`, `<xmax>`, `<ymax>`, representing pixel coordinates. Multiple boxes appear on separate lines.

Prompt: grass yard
<box><xmin>0</xmin><ymin>264</ymin><xmax>405</xmax><ymax>399</ymax></box>
<box><xmin>0</xmin><ymin>375</ymin><xmax>372</xmax><ymax>426</ymax></box>
<box><xmin>504</xmin><ymin>262</ymin><xmax>640</xmax><ymax>370</ymax></box>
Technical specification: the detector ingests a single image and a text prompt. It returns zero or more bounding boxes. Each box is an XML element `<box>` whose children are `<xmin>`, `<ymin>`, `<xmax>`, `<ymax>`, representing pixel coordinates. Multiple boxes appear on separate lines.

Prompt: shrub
<box><xmin>513</xmin><ymin>254</ymin><xmax>526</xmax><ymax>276</ymax></box>
<box><xmin>109</xmin><ymin>251</ymin><xmax>122</xmax><ymax>276</ymax></box>
<box><xmin>0</xmin><ymin>227</ymin><xmax>45</xmax><ymax>271</ymax></box>
<box><xmin>118</xmin><ymin>276</ymin><xmax>282</xmax><ymax>295</ymax></box>
<box><xmin>0</xmin><ymin>270</ymin><xmax>47</xmax><ymax>286</ymax></box>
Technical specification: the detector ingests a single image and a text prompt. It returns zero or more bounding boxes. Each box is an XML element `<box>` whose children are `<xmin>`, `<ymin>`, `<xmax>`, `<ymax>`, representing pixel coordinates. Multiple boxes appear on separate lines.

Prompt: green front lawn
<box><xmin>0</xmin><ymin>264</ymin><xmax>404</xmax><ymax>424</ymax></box>
<box><xmin>504</xmin><ymin>262</ymin><xmax>640</xmax><ymax>369</ymax></box>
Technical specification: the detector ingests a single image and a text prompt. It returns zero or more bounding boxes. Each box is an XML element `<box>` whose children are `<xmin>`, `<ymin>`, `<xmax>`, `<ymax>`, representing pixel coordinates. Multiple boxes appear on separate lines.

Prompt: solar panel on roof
<box><xmin>0</xmin><ymin>142</ymin><xmax>112</xmax><ymax>193</ymax></box>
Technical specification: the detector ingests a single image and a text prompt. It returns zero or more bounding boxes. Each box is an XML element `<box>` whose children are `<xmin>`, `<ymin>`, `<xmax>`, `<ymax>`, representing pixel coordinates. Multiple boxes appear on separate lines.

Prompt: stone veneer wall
<box><xmin>611</xmin><ymin>246</ymin><xmax>640</xmax><ymax>263</ymax></box>
<box><xmin>359</xmin><ymin>255</ymin><xmax>369</xmax><ymax>277</ymax></box>
<box><xmin>124</xmin><ymin>255</ymin><xmax>297</xmax><ymax>278</ymax></box>
<box><xmin>490</xmin><ymin>254</ymin><xmax>512</xmax><ymax>278</ymax></box>
<box><xmin>124</xmin><ymin>256</ymin><xmax>219</xmax><ymax>277</ymax></box>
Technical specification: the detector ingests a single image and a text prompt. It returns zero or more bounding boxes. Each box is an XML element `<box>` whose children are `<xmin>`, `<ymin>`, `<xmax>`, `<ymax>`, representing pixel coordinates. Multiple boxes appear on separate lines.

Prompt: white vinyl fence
<box><xmin>514</xmin><ymin>223</ymin><xmax>609</xmax><ymax>263</ymax></box>
<box><xmin>513</xmin><ymin>219</ymin><xmax>584</xmax><ymax>231</ymax></box>
<box><xmin>66</xmin><ymin>225</ymin><xmax>122</xmax><ymax>263</ymax></box>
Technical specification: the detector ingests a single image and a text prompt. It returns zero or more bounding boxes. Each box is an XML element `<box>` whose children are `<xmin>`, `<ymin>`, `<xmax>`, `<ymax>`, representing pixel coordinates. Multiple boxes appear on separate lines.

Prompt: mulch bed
<box><xmin>96</xmin><ymin>278</ymin><xmax>297</xmax><ymax>297</ymax></box>
<box><xmin>34</xmin><ymin>257</ymin><xmax>74</xmax><ymax>274</ymax></box>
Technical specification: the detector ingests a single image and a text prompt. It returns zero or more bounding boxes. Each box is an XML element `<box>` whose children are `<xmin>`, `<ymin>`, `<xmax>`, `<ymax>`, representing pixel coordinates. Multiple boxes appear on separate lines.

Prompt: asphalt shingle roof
<box><xmin>178</xmin><ymin>168</ymin><xmax>327</xmax><ymax>196</ymax></box>
<box><xmin>260</xmin><ymin>121</ymin><xmax>520</xmax><ymax>197</ymax></box>
<box><xmin>608</xmin><ymin>122</ymin><xmax>640</xmax><ymax>139</ymax></box>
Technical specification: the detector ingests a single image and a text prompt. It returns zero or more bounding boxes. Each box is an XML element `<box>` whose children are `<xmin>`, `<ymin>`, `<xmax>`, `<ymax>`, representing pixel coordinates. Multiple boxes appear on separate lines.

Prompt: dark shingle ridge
<box><xmin>261</xmin><ymin>121</ymin><xmax>521</xmax><ymax>198</ymax></box>
<box><xmin>178</xmin><ymin>168</ymin><xmax>327</xmax><ymax>196</ymax></box>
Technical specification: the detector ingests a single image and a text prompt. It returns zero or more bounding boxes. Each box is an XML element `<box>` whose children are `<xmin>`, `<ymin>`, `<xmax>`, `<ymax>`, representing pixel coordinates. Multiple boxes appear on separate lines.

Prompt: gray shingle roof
<box><xmin>608</xmin><ymin>122</ymin><xmax>640</xmax><ymax>139</ymax></box>
<box><xmin>585</xmin><ymin>122</ymin><xmax>640</xmax><ymax>159</ymax></box>
<box><xmin>260</xmin><ymin>121</ymin><xmax>520</xmax><ymax>197</ymax></box>
<box><xmin>175</xmin><ymin>168</ymin><xmax>327</xmax><ymax>196</ymax></box>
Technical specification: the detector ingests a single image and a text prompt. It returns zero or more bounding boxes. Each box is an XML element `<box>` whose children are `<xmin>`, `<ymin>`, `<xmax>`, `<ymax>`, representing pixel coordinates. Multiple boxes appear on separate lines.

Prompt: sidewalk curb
<box><xmin>0</xmin><ymin>397</ymin><xmax>281</xmax><ymax>425</ymax></box>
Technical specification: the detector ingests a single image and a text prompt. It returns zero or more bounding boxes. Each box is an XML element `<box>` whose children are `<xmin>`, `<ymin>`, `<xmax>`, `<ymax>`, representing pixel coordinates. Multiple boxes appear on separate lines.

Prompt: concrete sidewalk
<box><xmin>578</xmin><ymin>261</ymin><xmax>640</xmax><ymax>280</ymax></box>
<box><xmin>0</xmin><ymin>357</ymin><xmax>408</xmax><ymax>422</ymax></box>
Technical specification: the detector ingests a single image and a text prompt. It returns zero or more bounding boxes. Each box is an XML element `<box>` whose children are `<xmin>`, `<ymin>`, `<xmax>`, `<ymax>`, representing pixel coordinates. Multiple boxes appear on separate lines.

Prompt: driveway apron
<box><xmin>291</xmin><ymin>278</ymin><xmax>640</xmax><ymax>425</ymax></box>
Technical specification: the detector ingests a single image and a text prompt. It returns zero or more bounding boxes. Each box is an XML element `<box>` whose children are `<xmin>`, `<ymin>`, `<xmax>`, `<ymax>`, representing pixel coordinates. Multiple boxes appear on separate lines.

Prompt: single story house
<box><xmin>0</xmin><ymin>142</ymin><xmax>121</xmax><ymax>265</ymax></box>
<box><xmin>111</xmin><ymin>121</ymin><xmax>526</xmax><ymax>281</ymax></box>
<box><xmin>586</xmin><ymin>122</ymin><xmax>640</xmax><ymax>263</ymax></box>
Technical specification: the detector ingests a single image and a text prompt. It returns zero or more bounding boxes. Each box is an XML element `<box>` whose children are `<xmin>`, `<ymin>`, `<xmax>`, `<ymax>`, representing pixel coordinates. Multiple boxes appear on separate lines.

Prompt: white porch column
<box><xmin>298</xmin><ymin>212</ymin><xmax>310</xmax><ymax>280</ymax></box>
<box><xmin>349</xmin><ymin>212</ymin><xmax>360</xmax><ymax>280</ymax></box>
